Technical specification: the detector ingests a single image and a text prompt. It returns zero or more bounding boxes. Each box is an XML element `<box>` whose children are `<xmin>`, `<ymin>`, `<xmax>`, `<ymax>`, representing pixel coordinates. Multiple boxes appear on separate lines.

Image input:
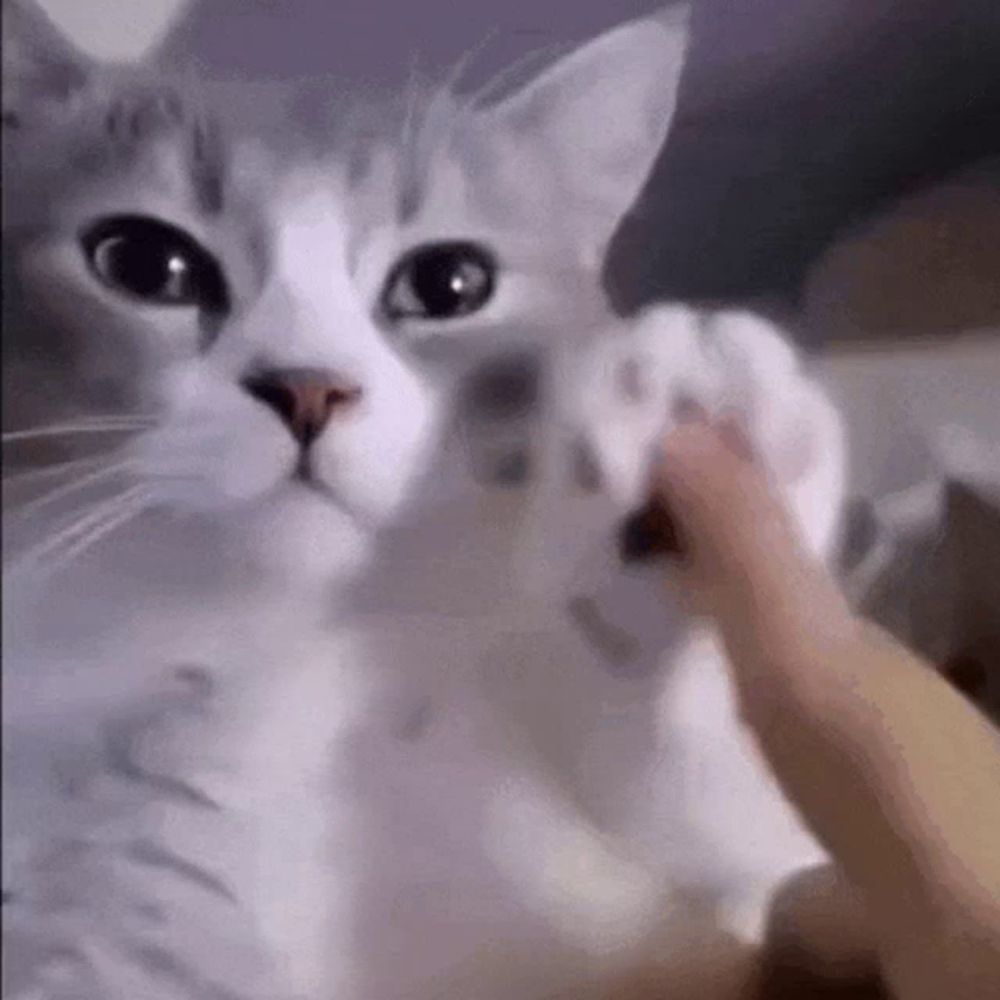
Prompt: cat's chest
<box><xmin>329</xmin><ymin>612</ymin><xmax>676</xmax><ymax>855</ymax></box>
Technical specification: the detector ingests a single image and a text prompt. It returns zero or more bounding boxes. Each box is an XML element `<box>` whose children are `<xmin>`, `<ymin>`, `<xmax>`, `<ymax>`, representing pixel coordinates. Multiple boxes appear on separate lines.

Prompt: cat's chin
<box><xmin>221</xmin><ymin>484</ymin><xmax>374</xmax><ymax>588</ymax></box>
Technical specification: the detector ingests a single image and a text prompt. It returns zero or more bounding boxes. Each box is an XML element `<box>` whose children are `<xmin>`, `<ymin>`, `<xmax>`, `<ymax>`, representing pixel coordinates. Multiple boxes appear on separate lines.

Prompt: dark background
<box><xmin>159</xmin><ymin>0</ymin><xmax>1000</xmax><ymax>317</ymax></box>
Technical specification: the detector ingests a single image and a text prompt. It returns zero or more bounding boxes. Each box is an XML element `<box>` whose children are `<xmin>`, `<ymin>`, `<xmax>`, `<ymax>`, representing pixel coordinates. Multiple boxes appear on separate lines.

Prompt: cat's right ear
<box><xmin>3</xmin><ymin>0</ymin><xmax>93</xmax><ymax>126</ymax></box>
<box><xmin>479</xmin><ymin>6</ymin><xmax>690</xmax><ymax>264</ymax></box>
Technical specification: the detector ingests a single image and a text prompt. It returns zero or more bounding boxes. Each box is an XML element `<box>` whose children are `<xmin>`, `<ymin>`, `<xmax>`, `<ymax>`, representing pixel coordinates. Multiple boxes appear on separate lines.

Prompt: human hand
<box><xmin>652</xmin><ymin>421</ymin><xmax>1000</xmax><ymax>1000</ymax></box>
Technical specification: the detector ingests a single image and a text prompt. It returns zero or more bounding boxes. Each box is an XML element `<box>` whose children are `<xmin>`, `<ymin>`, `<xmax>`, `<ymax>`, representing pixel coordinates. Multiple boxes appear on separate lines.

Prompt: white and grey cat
<box><xmin>2</xmin><ymin>2</ymin><xmax>846</xmax><ymax>998</ymax></box>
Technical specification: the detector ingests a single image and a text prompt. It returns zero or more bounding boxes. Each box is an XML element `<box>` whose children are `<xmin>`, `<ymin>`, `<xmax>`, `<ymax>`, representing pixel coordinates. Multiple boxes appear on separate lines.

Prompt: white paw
<box><xmin>571</xmin><ymin>305</ymin><xmax>846</xmax><ymax>560</ymax></box>
<box><xmin>485</xmin><ymin>775</ymin><xmax>664</xmax><ymax>956</ymax></box>
<box><xmin>716</xmin><ymin>885</ymin><xmax>777</xmax><ymax>946</ymax></box>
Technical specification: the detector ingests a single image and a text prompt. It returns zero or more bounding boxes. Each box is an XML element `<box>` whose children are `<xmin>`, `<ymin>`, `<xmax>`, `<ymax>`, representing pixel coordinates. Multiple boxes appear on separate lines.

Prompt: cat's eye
<box><xmin>81</xmin><ymin>215</ymin><xmax>228</xmax><ymax>312</ymax></box>
<box><xmin>381</xmin><ymin>241</ymin><xmax>497</xmax><ymax>323</ymax></box>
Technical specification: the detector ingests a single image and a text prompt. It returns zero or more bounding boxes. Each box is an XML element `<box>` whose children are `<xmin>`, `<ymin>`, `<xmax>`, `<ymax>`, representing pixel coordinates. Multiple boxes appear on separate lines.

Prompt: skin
<box><xmin>646</xmin><ymin>420</ymin><xmax>1000</xmax><ymax>1000</ymax></box>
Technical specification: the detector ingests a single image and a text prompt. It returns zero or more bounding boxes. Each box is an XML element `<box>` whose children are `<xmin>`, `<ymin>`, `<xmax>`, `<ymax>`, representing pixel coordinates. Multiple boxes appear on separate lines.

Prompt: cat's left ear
<box><xmin>3</xmin><ymin>0</ymin><xmax>94</xmax><ymax>126</ymax></box>
<box><xmin>488</xmin><ymin>7</ymin><xmax>690</xmax><ymax>258</ymax></box>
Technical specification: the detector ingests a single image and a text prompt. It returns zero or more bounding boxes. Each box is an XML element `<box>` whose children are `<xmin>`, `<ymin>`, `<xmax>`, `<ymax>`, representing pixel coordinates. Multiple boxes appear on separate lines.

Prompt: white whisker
<box><xmin>7</xmin><ymin>461</ymin><xmax>134</xmax><ymax>520</ymax></box>
<box><xmin>12</xmin><ymin>485</ymin><xmax>149</xmax><ymax>573</ymax></box>
<box><xmin>2</xmin><ymin>453</ymin><xmax>114</xmax><ymax>487</ymax></box>
<box><xmin>3</xmin><ymin>420</ymin><xmax>153</xmax><ymax>444</ymax></box>
<box><xmin>12</xmin><ymin>413</ymin><xmax>153</xmax><ymax>427</ymax></box>
<box><xmin>59</xmin><ymin>411</ymin><xmax>154</xmax><ymax>421</ymax></box>
<box><xmin>56</xmin><ymin>500</ymin><xmax>149</xmax><ymax>571</ymax></box>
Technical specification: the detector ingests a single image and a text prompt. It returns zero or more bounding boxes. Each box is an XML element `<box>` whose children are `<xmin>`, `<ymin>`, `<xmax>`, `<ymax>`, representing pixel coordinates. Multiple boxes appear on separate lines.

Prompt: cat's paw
<box><xmin>715</xmin><ymin>883</ymin><xmax>780</xmax><ymax>946</ymax></box>
<box><xmin>572</xmin><ymin>305</ymin><xmax>846</xmax><ymax>561</ymax></box>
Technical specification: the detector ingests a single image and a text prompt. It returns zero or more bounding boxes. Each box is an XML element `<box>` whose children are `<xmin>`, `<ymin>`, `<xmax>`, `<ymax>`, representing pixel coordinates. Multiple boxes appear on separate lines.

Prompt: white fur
<box><xmin>4</xmin><ymin>6</ymin><xmax>847</xmax><ymax>998</ymax></box>
<box><xmin>554</xmin><ymin>308</ymin><xmax>846</xmax><ymax>933</ymax></box>
<box><xmin>131</xmin><ymin>175</ymin><xmax>442</xmax><ymax>582</ymax></box>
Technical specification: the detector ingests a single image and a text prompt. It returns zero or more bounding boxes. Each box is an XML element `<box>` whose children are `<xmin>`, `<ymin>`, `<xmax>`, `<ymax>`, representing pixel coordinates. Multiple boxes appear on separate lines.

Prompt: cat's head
<box><xmin>2</xmin><ymin>0</ymin><xmax>689</xmax><ymax>584</ymax></box>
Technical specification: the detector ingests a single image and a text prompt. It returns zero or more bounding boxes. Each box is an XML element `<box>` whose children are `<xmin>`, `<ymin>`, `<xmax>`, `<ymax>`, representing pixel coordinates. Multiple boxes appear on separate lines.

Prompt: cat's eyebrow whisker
<box><xmin>467</xmin><ymin>39</ymin><xmax>573</xmax><ymax>110</ymax></box>
<box><xmin>3</xmin><ymin>418</ymin><xmax>155</xmax><ymax>444</ymax></box>
<box><xmin>400</xmin><ymin>51</ymin><xmax>425</xmax><ymax>154</ymax></box>
<box><xmin>6</xmin><ymin>460</ymin><xmax>135</xmax><ymax>521</ymax></box>
<box><xmin>402</xmin><ymin>29</ymin><xmax>499</xmax><ymax>175</ymax></box>
<box><xmin>419</xmin><ymin>30</ymin><xmax>500</xmax><ymax>157</ymax></box>
<box><xmin>439</xmin><ymin>27</ymin><xmax>499</xmax><ymax>100</ymax></box>
<box><xmin>11</xmin><ymin>485</ymin><xmax>149</xmax><ymax>575</ymax></box>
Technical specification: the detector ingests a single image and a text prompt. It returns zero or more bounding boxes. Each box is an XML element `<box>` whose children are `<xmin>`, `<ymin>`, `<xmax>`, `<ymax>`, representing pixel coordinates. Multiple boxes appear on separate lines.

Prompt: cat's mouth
<box><xmin>277</xmin><ymin>457</ymin><xmax>372</xmax><ymax>526</ymax></box>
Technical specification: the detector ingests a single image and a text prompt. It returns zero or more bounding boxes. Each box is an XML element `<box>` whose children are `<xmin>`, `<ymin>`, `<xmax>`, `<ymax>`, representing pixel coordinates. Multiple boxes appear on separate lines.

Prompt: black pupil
<box><xmin>408</xmin><ymin>245</ymin><xmax>492</xmax><ymax>318</ymax></box>
<box><xmin>104</xmin><ymin>237</ymin><xmax>188</xmax><ymax>298</ymax></box>
<box><xmin>83</xmin><ymin>216</ymin><xmax>225</xmax><ymax>311</ymax></box>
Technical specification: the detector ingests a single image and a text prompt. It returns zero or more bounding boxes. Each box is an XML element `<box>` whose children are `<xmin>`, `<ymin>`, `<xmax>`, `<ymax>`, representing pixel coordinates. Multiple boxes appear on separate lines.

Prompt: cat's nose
<box><xmin>242</xmin><ymin>367</ymin><xmax>362</xmax><ymax>446</ymax></box>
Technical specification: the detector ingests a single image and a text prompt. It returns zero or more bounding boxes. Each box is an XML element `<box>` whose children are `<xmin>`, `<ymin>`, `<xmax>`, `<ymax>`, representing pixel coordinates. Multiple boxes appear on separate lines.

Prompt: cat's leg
<box><xmin>322</xmin><ymin>623</ymin><xmax>681</xmax><ymax>1000</ymax></box>
<box><xmin>562</xmin><ymin>304</ymin><xmax>847</xmax><ymax>710</ymax></box>
<box><xmin>569</xmin><ymin>306</ymin><xmax>847</xmax><ymax>942</ymax></box>
<box><xmin>608</xmin><ymin>632</ymin><xmax>827</xmax><ymax>946</ymax></box>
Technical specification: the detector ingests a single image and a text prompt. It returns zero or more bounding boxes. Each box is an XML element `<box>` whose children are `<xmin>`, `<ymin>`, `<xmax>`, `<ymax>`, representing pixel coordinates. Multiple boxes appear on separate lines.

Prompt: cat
<box><xmin>2</xmin><ymin>2</ymin><xmax>846</xmax><ymax>997</ymax></box>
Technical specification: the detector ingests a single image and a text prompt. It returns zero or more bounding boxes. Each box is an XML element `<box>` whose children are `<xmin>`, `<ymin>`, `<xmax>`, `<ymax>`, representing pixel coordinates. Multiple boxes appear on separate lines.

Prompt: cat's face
<box><xmin>2</xmin><ymin>0</ymin><xmax>688</xmax><ymax>583</ymax></box>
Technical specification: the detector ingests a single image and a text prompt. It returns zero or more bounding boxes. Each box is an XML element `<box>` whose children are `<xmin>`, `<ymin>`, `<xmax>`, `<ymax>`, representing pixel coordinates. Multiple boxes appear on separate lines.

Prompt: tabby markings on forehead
<box><xmin>103</xmin><ymin>88</ymin><xmax>228</xmax><ymax>216</ymax></box>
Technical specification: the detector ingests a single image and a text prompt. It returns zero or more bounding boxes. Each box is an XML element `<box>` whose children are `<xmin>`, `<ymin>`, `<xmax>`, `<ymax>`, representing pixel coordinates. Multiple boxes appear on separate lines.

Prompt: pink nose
<box><xmin>242</xmin><ymin>367</ymin><xmax>362</xmax><ymax>446</ymax></box>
